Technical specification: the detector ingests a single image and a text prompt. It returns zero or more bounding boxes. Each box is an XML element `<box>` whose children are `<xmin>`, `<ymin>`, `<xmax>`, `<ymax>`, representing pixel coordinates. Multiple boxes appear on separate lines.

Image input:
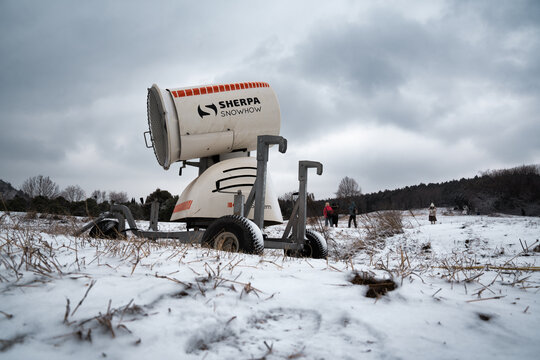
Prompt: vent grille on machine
<box><xmin>147</xmin><ymin>88</ymin><xmax>168</xmax><ymax>167</ymax></box>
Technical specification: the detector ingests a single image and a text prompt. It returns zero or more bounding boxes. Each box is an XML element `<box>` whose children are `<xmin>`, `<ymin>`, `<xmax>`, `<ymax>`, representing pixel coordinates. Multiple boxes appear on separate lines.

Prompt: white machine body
<box><xmin>170</xmin><ymin>157</ymin><xmax>283</xmax><ymax>225</ymax></box>
<box><xmin>147</xmin><ymin>81</ymin><xmax>283</xmax><ymax>226</ymax></box>
<box><xmin>147</xmin><ymin>82</ymin><xmax>281</xmax><ymax>170</ymax></box>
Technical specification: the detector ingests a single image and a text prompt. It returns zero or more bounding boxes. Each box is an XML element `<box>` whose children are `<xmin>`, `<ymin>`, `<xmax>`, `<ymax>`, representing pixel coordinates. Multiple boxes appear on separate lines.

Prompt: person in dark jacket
<box><xmin>331</xmin><ymin>203</ymin><xmax>339</xmax><ymax>227</ymax></box>
<box><xmin>348</xmin><ymin>201</ymin><xmax>357</xmax><ymax>228</ymax></box>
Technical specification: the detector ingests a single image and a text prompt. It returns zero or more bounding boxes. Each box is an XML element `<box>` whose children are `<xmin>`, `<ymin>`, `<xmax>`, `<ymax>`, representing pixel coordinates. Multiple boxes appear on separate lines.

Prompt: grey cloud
<box><xmin>288</xmin><ymin>7</ymin><xmax>538</xmax><ymax>134</ymax></box>
<box><xmin>476</xmin><ymin>107</ymin><xmax>540</xmax><ymax>163</ymax></box>
<box><xmin>238</xmin><ymin>11</ymin><xmax>472</xmax><ymax>138</ymax></box>
<box><xmin>0</xmin><ymin>135</ymin><xmax>64</xmax><ymax>162</ymax></box>
<box><xmin>444</xmin><ymin>0</ymin><xmax>540</xmax><ymax>95</ymax></box>
<box><xmin>0</xmin><ymin>0</ymin><xmax>257</xmax><ymax>113</ymax></box>
<box><xmin>290</xmin><ymin>17</ymin><xmax>407</xmax><ymax>95</ymax></box>
<box><xmin>225</xmin><ymin>3</ymin><xmax>540</xmax><ymax>183</ymax></box>
<box><xmin>449</xmin><ymin>0</ymin><xmax>540</xmax><ymax>31</ymax></box>
<box><xmin>287</xmin><ymin>10</ymin><xmax>486</xmax><ymax>93</ymax></box>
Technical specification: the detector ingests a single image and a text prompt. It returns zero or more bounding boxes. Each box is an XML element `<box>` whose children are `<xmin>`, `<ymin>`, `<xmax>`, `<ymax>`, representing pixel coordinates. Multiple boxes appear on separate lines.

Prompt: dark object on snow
<box><xmin>477</xmin><ymin>313</ymin><xmax>492</xmax><ymax>322</ymax></box>
<box><xmin>89</xmin><ymin>219</ymin><xmax>120</xmax><ymax>239</ymax></box>
<box><xmin>350</xmin><ymin>272</ymin><xmax>397</xmax><ymax>298</ymax></box>
<box><xmin>421</xmin><ymin>243</ymin><xmax>432</xmax><ymax>252</ymax></box>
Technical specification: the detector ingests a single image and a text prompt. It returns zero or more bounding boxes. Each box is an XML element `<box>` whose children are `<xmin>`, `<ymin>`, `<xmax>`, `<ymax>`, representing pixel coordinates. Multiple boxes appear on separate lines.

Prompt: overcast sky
<box><xmin>1</xmin><ymin>0</ymin><xmax>539</xmax><ymax>201</ymax></box>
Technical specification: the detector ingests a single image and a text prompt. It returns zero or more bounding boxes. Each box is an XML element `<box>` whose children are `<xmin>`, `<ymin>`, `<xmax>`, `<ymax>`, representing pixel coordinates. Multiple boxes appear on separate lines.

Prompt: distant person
<box><xmin>429</xmin><ymin>203</ymin><xmax>437</xmax><ymax>224</ymax></box>
<box><xmin>323</xmin><ymin>202</ymin><xmax>333</xmax><ymax>227</ymax></box>
<box><xmin>331</xmin><ymin>203</ymin><xmax>339</xmax><ymax>227</ymax></box>
<box><xmin>348</xmin><ymin>201</ymin><xmax>357</xmax><ymax>228</ymax></box>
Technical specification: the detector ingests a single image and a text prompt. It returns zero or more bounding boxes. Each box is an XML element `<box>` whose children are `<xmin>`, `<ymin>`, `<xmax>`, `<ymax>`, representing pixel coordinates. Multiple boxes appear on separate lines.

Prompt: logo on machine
<box><xmin>218</xmin><ymin>97</ymin><xmax>262</xmax><ymax>117</ymax></box>
<box><xmin>198</xmin><ymin>97</ymin><xmax>262</xmax><ymax>119</ymax></box>
<box><xmin>198</xmin><ymin>104</ymin><xmax>218</xmax><ymax>118</ymax></box>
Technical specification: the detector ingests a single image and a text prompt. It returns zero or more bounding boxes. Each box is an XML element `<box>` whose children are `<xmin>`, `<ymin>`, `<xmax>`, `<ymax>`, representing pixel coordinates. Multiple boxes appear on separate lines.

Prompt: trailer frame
<box><xmin>75</xmin><ymin>135</ymin><xmax>324</xmax><ymax>255</ymax></box>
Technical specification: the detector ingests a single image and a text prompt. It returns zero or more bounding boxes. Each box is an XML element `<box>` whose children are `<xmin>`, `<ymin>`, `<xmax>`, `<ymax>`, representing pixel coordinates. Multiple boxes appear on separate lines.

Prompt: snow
<box><xmin>1</xmin><ymin>210</ymin><xmax>539</xmax><ymax>359</ymax></box>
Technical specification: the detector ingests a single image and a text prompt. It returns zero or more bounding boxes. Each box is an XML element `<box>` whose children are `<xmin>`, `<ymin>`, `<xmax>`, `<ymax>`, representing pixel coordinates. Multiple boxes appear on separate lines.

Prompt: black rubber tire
<box><xmin>285</xmin><ymin>229</ymin><xmax>328</xmax><ymax>259</ymax></box>
<box><xmin>202</xmin><ymin>215</ymin><xmax>264</xmax><ymax>255</ymax></box>
<box><xmin>89</xmin><ymin>219</ymin><xmax>120</xmax><ymax>239</ymax></box>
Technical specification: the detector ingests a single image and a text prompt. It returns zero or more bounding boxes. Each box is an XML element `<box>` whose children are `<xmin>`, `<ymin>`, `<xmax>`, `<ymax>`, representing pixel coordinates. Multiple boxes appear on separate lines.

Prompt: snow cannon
<box><xmin>146</xmin><ymin>82</ymin><xmax>281</xmax><ymax>169</ymax></box>
<box><xmin>77</xmin><ymin>81</ymin><xmax>326</xmax><ymax>258</ymax></box>
<box><xmin>145</xmin><ymin>82</ymin><xmax>283</xmax><ymax>227</ymax></box>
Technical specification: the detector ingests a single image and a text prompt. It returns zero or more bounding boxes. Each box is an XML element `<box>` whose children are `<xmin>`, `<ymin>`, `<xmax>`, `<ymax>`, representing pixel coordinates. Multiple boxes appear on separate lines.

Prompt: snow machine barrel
<box><xmin>146</xmin><ymin>82</ymin><xmax>281</xmax><ymax>170</ymax></box>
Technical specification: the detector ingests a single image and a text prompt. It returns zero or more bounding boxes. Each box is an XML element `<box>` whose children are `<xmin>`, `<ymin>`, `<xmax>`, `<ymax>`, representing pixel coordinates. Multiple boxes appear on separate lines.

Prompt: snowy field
<box><xmin>1</xmin><ymin>210</ymin><xmax>539</xmax><ymax>359</ymax></box>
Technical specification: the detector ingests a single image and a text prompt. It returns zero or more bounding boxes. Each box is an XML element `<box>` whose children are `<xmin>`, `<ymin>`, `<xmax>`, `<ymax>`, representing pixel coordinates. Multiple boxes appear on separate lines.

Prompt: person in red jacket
<box><xmin>323</xmin><ymin>202</ymin><xmax>333</xmax><ymax>227</ymax></box>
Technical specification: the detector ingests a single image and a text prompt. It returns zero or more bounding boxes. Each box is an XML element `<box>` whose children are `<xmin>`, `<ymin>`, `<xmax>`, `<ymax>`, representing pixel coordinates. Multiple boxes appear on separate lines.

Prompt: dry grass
<box><xmin>432</xmin><ymin>240</ymin><xmax>540</xmax><ymax>297</ymax></box>
<box><xmin>325</xmin><ymin>211</ymin><xmax>407</xmax><ymax>262</ymax></box>
<box><xmin>60</xmin><ymin>297</ymin><xmax>145</xmax><ymax>342</ymax></box>
<box><xmin>436</xmin><ymin>253</ymin><xmax>486</xmax><ymax>286</ymax></box>
<box><xmin>371</xmin><ymin>246</ymin><xmax>427</xmax><ymax>287</ymax></box>
<box><xmin>0</xmin><ymin>334</ymin><xmax>26</xmax><ymax>352</ymax></box>
<box><xmin>0</xmin><ymin>225</ymin><xmax>63</xmax><ymax>280</ymax></box>
<box><xmin>359</xmin><ymin>211</ymin><xmax>405</xmax><ymax>241</ymax></box>
<box><xmin>0</xmin><ymin>212</ymin><xmax>196</xmax><ymax>284</ymax></box>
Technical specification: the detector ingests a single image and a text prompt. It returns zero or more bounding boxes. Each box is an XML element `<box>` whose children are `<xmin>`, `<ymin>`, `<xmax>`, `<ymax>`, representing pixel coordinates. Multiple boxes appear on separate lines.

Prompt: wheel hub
<box><xmin>213</xmin><ymin>231</ymin><xmax>240</xmax><ymax>252</ymax></box>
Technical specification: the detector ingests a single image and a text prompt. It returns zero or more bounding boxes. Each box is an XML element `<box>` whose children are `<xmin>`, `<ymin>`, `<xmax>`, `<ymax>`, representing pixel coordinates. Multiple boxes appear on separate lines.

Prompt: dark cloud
<box><xmin>278</xmin><ymin>4</ymin><xmax>538</xmax><ymax>154</ymax></box>
<box><xmin>261</xmin><ymin>2</ymin><xmax>539</xmax><ymax>196</ymax></box>
<box><xmin>234</xmin><ymin>10</ymin><xmax>474</xmax><ymax>139</ymax></box>
<box><xmin>3</xmin><ymin>6</ymin><xmax>156</xmax><ymax>114</ymax></box>
<box><xmin>0</xmin><ymin>136</ymin><xmax>63</xmax><ymax>162</ymax></box>
<box><xmin>0</xmin><ymin>0</ymin><xmax>275</xmax><ymax>113</ymax></box>
<box><xmin>449</xmin><ymin>0</ymin><xmax>540</xmax><ymax>31</ymax></box>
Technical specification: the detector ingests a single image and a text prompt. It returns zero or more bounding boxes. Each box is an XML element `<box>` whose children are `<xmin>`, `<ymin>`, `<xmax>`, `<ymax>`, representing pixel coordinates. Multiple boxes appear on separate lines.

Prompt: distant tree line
<box><xmin>305</xmin><ymin>165</ymin><xmax>540</xmax><ymax>218</ymax></box>
<box><xmin>3</xmin><ymin>164</ymin><xmax>539</xmax><ymax>222</ymax></box>
<box><xmin>1</xmin><ymin>175</ymin><xmax>178</xmax><ymax>221</ymax></box>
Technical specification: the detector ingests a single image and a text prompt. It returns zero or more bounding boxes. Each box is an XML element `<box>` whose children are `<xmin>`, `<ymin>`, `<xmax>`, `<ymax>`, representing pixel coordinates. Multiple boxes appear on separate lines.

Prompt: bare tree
<box><xmin>61</xmin><ymin>185</ymin><xmax>86</xmax><ymax>202</ymax></box>
<box><xmin>279</xmin><ymin>191</ymin><xmax>296</xmax><ymax>202</ymax></box>
<box><xmin>21</xmin><ymin>175</ymin><xmax>60</xmax><ymax>198</ymax></box>
<box><xmin>109</xmin><ymin>191</ymin><xmax>129</xmax><ymax>204</ymax></box>
<box><xmin>91</xmin><ymin>190</ymin><xmax>107</xmax><ymax>203</ymax></box>
<box><xmin>336</xmin><ymin>176</ymin><xmax>362</xmax><ymax>198</ymax></box>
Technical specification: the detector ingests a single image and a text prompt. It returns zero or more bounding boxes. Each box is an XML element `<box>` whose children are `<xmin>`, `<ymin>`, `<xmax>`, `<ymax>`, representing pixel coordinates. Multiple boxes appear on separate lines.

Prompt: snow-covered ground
<box><xmin>1</xmin><ymin>210</ymin><xmax>539</xmax><ymax>359</ymax></box>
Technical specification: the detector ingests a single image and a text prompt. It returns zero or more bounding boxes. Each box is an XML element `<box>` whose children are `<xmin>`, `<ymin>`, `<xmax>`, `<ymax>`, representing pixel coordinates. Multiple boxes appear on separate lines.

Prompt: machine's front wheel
<box><xmin>304</xmin><ymin>229</ymin><xmax>328</xmax><ymax>259</ymax></box>
<box><xmin>89</xmin><ymin>219</ymin><xmax>120</xmax><ymax>239</ymax></box>
<box><xmin>285</xmin><ymin>229</ymin><xmax>328</xmax><ymax>259</ymax></box>
<box><xmin>202</xmin><ymin>215</ymin><xmax>264</xmax><ymax>254</ymax></box>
